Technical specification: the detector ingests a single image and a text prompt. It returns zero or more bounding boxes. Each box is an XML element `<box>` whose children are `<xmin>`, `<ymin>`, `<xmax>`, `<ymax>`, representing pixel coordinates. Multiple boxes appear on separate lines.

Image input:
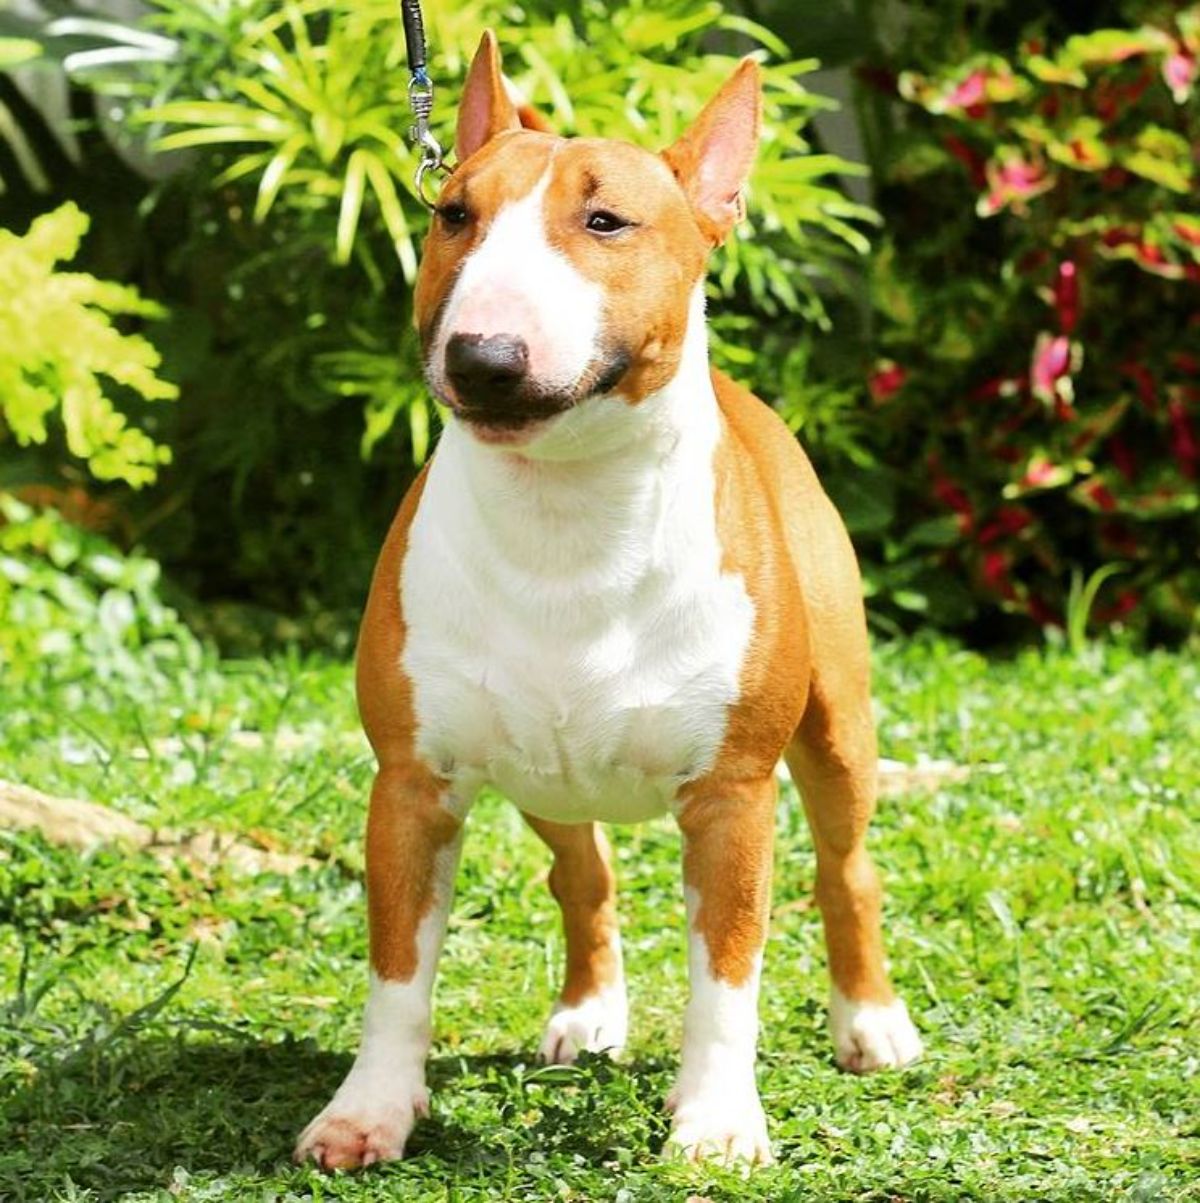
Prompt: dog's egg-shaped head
<box><xmin>414</xmin><ymin>31</ymin><xmax>761</xmax><ymax>448</ymax></box>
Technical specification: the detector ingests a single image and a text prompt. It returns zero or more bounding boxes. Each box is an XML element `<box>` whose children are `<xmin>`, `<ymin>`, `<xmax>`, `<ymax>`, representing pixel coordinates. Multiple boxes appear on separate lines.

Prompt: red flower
<box><xmin>1168</xmin><ymin>395</ymin><xmax>1199</xmax><ymax>477</ymax></box>
<box><xmin>1052</xmin><ymin>261</ymin><xmax>1080</xmax><ymax>334</ymax></box>
<box><xmin>929</xmin><ymin>455</ymin><xmax>975</xmax><ymax>531</ymax></box>
<box><xmin>1027</xmin><ymin>595</ymin><xmax>1062</xmax><ymax>628</ymax></box>
<box><xmin>868</xmin><ymin>360</ymin><xmax>908</xmax><ymax>403</ymax></box>
<box><xmin>1083</xmin><ymin>480</ymin><xmax>1118</xmax><ymax>511</ymax></box>
<box><xmin>1120</xmin><ymin>361</ymin><xmax>1157</xmax><ymax>412</ymax></box>
<box><xmin>978</xmin><ymin>506</ymin><xmax>1033</xmax><ymax>545</ymax></box>
<box><xmin>1173</xmin><ymin>218</ymin><xmax>1200</xmax><ymax>247</ymax></box>
<box><xmin>1107</xmin><ymin>437</ymin><xmax>1137</xmax><ymax>482</ymax></box>
<box><xmin>981</xmin><ymin>550</ymin><xmax>1016</xmax><ymax>598</ymax></box>
<box><xmin>1094</xmin><ymin>589</ymin><xmax>1141</xmax><ymax>624</ymax></box>
<box><xmin>971</xmin><ymin>374</ymin><xmax>1026</xmax><ymax>401</ymax></box>
<box><xmin>943</xmin><ymin>134</ymin><xmax>986</xmax><ymax>186</ymax></box>
<box><xmin>1101</xmin><ymin>225</ymin><xmax>1138</xmax><ymax>249</ymax></box>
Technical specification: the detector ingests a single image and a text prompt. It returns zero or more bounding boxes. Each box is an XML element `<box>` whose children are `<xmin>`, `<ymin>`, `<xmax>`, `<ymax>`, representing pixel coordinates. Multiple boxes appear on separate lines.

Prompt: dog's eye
<box><xmin>437</xmin><ymin>201</ymin><xmax>470</xmax><ymax>228</ymax></box>
<box><xmin>586</xmin><ymin>210</ymin><xmax>630</xmax><ymax>235</ymax></box>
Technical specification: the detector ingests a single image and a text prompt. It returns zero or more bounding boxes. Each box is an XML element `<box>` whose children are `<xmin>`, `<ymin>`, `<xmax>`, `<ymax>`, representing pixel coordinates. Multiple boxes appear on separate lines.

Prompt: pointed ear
<box><xmin>661</xmin><ymin>58</ymin><xmax>762</xmax><ymax>245</ymax></box>
<box><xmin>455</xmin><ymin>30</ymin><xmax>522</xmax><ymax>162</ymax></box>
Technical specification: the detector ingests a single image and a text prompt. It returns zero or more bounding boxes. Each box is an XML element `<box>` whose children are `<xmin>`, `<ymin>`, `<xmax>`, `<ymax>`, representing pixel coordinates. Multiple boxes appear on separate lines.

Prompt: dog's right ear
<box><xmin>456</xmin><ymin>30</ymin><xmax>522</xmax><ymax>162</ymax></box>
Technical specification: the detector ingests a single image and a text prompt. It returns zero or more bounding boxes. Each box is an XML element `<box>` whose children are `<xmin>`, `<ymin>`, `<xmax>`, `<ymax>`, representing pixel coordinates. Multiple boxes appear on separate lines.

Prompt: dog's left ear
<box><xmin>662</xmin><ymin>58</ymin><xmax>762</xmax><ymax>246</ymax></box>
<box><xmin>456</xmin><ymin>30</ymin><xmax>522</xmax><ymax>162</ymax></box>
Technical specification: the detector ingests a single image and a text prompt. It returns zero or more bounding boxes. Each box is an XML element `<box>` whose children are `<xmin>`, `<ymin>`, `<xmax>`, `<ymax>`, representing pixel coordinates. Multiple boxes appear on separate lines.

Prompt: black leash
<box><xmin>400</xmin><ymin>0</ymin><xmax>447</xmax><ymax>207</ymax></box>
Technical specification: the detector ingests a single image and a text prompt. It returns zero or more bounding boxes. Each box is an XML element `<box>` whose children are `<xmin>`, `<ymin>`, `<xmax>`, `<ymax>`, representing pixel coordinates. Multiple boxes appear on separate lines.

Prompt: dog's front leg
<box><xmin>295</xmin><ymin>765</ymin><xmax>464</xmax><ymax>1169</ymax></box>
<box><xmin>667</xmin><ymin>777</ymin><xmax>776</xmax><ymax>1166</ymax></box>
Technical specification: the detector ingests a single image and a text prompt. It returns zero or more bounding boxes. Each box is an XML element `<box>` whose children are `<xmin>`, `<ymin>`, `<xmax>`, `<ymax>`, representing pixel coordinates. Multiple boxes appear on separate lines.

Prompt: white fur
<box><xmin>295</xmin><ymin>835</ymin><xmax>463</xmax><ymax>1167</ymax></box>
<box><xmin>538</xmin><ymin>934</ymin><xmax>629</xmax><ymax>1065</ymax></box>
<box><xmin>402</xmin><ymin>288</ymin><xmax>755</xmax><ymax>826</ymax></box>
<box><xmin>829</xmin><ymin>987</ymin><xmax>923</xmax><ymax>1073</ymax></box>
<box><xmin>666</xmin><ymin>886</ymin><xmax>771</xmax><ymax>1165</ymax></box>
<box><xmin>428</xmin><ymin>164</ymin><xmax>604</xmax><ymax>400</ymax></box>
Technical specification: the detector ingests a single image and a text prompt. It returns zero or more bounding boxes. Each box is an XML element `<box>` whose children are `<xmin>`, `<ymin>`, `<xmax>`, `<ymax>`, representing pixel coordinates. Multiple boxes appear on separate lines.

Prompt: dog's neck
<box><xmin>432</xmin><ymin>286</ymin><xmax>720</xmax><ymax>578</ymax></box>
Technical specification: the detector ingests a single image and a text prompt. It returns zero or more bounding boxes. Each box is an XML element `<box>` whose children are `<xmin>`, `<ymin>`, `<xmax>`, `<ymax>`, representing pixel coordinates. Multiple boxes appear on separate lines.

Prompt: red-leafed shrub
<box><xmin>856</xmin><ymin>6</ymin><xmax>1199</xmax><ymax>639</ymax></box>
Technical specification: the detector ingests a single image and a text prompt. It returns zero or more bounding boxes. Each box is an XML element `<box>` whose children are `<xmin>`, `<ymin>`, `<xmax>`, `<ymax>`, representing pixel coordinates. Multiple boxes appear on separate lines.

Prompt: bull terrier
<box><xmin>295</xmin><ymin>30</ymin><xmax>921</xmax><ymax>1170</ymax></box>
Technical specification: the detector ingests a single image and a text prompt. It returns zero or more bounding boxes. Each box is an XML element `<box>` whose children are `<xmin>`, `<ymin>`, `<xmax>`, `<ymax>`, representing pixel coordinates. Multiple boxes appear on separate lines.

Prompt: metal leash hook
<box><xmin>401</xmin><ymin>0</ymin><xmax>449</xmax><ymax>208</ymax></box>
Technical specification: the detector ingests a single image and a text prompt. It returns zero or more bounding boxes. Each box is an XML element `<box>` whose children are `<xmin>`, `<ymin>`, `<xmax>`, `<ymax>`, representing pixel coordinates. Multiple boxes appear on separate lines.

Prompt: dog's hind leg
<box><xmin>523</xmin><ymin>814</ymin><xmax>628</xmax><ymax>1064</ymax></box>
<box><xmin>784</xmin><ymin>660</ymin><xmax>922</xmax><ymax>1074</ymax></box>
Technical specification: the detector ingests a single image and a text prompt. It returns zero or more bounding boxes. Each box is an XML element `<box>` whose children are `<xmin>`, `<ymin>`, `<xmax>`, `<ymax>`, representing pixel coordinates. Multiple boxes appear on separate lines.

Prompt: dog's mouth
<box><xmin>427</xmin><ymin>346</ymin><xmax>632</xmax><ymax>444</ymax></box>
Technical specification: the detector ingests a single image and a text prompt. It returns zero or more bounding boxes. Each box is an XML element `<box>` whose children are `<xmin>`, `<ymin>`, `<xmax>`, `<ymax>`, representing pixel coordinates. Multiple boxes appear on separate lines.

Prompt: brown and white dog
<box><xmin>295</xmin><ymin>32</ymin><xmax>921</xmax><ymax>1170</ymax></box>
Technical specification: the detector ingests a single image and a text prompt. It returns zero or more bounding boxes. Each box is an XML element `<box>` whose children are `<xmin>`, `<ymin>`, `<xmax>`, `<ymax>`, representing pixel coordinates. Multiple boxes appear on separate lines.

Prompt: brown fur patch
<box><xmin>674</xmin><ymin>370</ymin><xmax>812</xmax><ymax>987</ymax></box>
<box><xmin>678</xmin><ymin>776</ymin><xmax>776</xmax><ymax>988</ymax></box>
<box><xmin>356</xmin><ymin>467</ymin><xmax>460</xmax><ymax>982</ymax></box>
<box><xmin>523</xmin><ymin>815</ymin><xmax>621</xmax><ymax>1004</ymax></box>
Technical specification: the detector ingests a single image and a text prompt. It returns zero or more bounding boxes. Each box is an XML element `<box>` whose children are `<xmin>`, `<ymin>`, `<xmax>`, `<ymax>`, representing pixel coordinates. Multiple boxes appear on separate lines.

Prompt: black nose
<box><xmin>445</xmin><ymin>333</ymin><xmax>529</xmax><ymax>401</ymax></box>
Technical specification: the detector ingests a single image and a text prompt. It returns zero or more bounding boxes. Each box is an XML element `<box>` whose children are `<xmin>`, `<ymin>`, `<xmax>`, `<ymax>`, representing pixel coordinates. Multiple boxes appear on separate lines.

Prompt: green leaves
<box><xmin>138</xmin><ymin>0</ymin><xmax>872</xmax><ymax>303</ymax></box>
<box><xmin>0</xmin><ymin>36</ymin><xmax>40</xmax><ymax>68</ymax></box>
<box><xmin>141</xmin><ymin>2</ymin><xmax>424</xmax><ymax>276</ymax></box>
<box><xmin>0</xmin><ymin>204</ymin><xmax>177</xmax><ymax>488</ymax></box>
<box><xmin>1121</xmin><ymin>125</ymin><xmax>1193</xmax><ymax>192</ymax></box>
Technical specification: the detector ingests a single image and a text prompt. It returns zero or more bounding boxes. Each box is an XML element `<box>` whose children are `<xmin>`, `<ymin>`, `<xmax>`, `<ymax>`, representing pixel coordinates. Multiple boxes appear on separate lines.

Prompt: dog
<box><xmin>295</xmin><ymin>30</ymin><xmax>922</xmax><ymax>1170</ymax></box>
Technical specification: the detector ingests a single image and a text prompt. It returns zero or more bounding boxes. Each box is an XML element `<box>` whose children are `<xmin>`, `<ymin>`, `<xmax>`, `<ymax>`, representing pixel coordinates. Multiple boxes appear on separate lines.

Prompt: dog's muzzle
<box><xmin>443</xmin><ymin>331</ymin><xmax>570</xmax><ymax>431</ymax></box>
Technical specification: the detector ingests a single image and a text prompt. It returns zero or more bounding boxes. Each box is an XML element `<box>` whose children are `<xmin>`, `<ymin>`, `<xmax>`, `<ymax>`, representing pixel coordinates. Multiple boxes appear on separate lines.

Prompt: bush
<box><xmin>0</xmin><ymin>494</ymin><xmax>204</xmax><ymax>695</ymax></box>
<box><xmin>0</xmin><ymin>202</ymin><xmax>176</xmax><ymax>488</ymax></box>
<box><xmin>0</xmin><ymin>0</ymin><xmax>870</xmax><ymax>620</ymax></box>
<box><xmin>852</xmin><ymin>4</ymin><xmax>1200</xmax><ymax>639</ymax></box>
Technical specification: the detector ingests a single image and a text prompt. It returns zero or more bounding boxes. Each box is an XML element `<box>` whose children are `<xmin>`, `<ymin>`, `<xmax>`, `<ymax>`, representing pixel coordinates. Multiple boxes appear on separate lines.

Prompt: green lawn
<box><xmin>2</xmin><ymin>635</ymin><xmax>1198</xmax><ymax>1201</ymax></box>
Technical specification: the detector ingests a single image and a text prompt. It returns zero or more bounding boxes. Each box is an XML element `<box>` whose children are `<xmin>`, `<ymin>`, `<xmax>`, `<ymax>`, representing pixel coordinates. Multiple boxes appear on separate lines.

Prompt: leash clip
<box><xmin>407</xmin><ymin>68</ymin><xmax>447</xmax><ymax>209</ymax></box>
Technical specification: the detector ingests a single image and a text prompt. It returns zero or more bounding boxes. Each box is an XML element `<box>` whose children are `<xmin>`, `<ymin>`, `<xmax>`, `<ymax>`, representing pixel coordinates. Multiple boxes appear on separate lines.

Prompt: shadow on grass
<box><xmin>6</xmin><ymin>1035</ymin><xmax>672</xmax><ymax>1199</ymax></box>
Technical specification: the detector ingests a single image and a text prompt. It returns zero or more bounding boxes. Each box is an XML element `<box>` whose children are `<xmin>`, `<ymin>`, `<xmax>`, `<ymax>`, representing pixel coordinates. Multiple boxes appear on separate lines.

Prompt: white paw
<box><xmin>294</xmin><ymin>1068</ymin><xmax>428</xmax><ymax>1170</ymax></box>
<box><xmin>538</xmin><ymin>984</ymin><xmax>628</xmax><ymax>1065</ymax></box>
<box><xmin>665</xmin><ymin>1087</ymin><xmax>773</xmax><ymax>1166</ymax></box>
<box><xmin>829</xmin><ymin>990</ymin><xmax>923</xmax><ymax>1073</ymax></box>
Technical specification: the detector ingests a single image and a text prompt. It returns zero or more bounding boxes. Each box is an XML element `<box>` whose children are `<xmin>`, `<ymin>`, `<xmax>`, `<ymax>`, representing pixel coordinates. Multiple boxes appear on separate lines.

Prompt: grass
<box><xmin>2</xmin><ymin>631</ymin><xmax>1198</xmax><ymax>1201</ymax></box>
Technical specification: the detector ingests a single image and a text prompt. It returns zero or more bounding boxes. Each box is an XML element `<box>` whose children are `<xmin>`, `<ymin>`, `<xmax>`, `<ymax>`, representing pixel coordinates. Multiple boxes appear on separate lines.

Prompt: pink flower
<box><xmin>1164</xmin><ymin>47</ymin><xmax>1196</xmax><ymax>102</ymax></box>
<box><xmin>944</xmin><ymin>70</ymin><xmax>988</xmax><ymax>111</ymax></box>
<box><xmin>1022</xmin><ymin>458</ymin><xmax>1061</xmax><ymax>487</ymax></box>
<box><xmin>1031</xmin><ymin>333</ymin><xmax>1075</xmax><ymax>407</ymax></box>
<box><xmin>978</xmin><ymin>153</ymin><xmax>1055</xmax><ymax>217</ymax></box>
<box><xmin>868</xmin><ymin>360</ymin><xmax>907</xmax><ymax>403</ymax></box>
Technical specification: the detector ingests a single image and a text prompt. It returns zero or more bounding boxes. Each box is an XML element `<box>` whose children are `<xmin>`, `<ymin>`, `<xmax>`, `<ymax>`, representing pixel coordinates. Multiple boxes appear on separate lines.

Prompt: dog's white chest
<box><xmin>399</xmin><ymin>389</ymin><xmax>754</xmax><ymax>823</ymax></box>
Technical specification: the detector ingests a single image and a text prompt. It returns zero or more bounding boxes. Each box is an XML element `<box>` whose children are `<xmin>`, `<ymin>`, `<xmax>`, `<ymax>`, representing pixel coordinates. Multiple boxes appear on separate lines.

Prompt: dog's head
<box><xmin>414</xmin><ymin>31</ymin><xmax>761</xmax><ymax>450</ymax></box>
